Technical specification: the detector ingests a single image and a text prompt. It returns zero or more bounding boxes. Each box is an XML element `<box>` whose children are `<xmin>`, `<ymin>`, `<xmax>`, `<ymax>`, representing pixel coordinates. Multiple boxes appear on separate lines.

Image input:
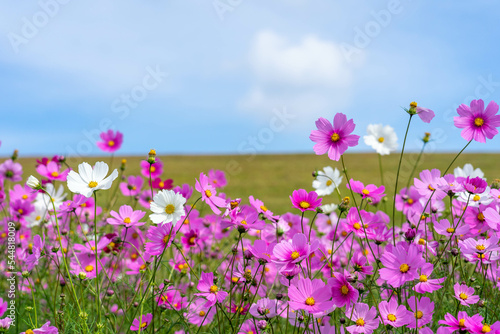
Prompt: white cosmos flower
<box><xmin>26</xmin><ymin>175</ymin><xmax>41</xmax><ymax>189</ymax></box>
<box><xmin>457</xmin><ymin>187</ymin><xmax>493</xmax><ymax>207</ymax></box>
<box><xmin>363</xmin><ymin>124</ymin><xmax>398</xmax><ymax>156</ymax></box>
<box><xmin>454</xmin><ymin>163</ymin><xmax>485</xmax><ymax>180</ymax></box>
<box><xmin>35</xmin><ymin>183</ymin><xmax>67</xmax><ymax>211</ymax></box>
<box><xmin>67</xmin><ymin>161</ymin><xmax>118</xmax><ymax>198</ymax></box>
<box><xmin>312</xmin><ymin>166</ymin><xmax>342</xmax><ymax>196</ymax></box>
<box><xmin>149</xmin><ymin>189</ymin><xmax>186</xmax><ymax>226</ymax></box>
<box><xmin>320</xmin><ymin>203</ymin><xmax>338</xmax><ymax>214</ymax></box>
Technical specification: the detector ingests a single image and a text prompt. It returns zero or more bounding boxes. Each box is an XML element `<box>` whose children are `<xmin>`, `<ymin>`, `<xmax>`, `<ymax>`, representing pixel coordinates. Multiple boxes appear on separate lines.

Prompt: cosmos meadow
<box><xmin>1</xmin><ymin>99</ymin><xmax>500</xmax><ymax>333</ymax></box>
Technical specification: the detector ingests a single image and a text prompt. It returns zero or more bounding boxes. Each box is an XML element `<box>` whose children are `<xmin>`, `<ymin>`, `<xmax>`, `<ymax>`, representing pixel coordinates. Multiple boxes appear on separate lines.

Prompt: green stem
<box><xmin>93</xmin><ymin>192</ymin><xmax>101</xmax><ymax>329</ymax></box>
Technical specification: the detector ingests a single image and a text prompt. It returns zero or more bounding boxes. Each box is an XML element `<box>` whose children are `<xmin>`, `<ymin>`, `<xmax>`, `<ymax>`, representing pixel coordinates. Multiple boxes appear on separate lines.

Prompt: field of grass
<box><xmin>17</xmin><ymin>152</ymin><xmax>499</xmax><ymax>215</ymax></box>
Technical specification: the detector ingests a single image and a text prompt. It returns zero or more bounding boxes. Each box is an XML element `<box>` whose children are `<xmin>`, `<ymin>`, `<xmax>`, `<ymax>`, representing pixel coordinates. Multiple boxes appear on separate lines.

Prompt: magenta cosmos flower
<box><xmin>119</xmin><ymin>175</ymin><xmax>144</xmax><ymax>196</ymax></box>
<box><xmin>145</xmin><ymin>222</ymin><xmax>176</xmax><ymax>256</ymax></box>
<box><xmin>21</xmin><ymin>321</ymin><xmax>58</xmax><ymax>334</ymax></box>
<box><xmin>379</xmin><ymin>243</ymin><xmax>425</xmax><ymax>288</ymax></box>
<box><xmin>272</xmin><ymin>233</ymin><xmax>319</xmax><ymax>271</ymax></box>
<box><xmin>288</xmin><ymin>278</ymin><xmax>333</xmax><ymax>314</ymax></box>
<box><xmin>195</xmin><ymin>172</ymin><xmax>226</xmax><ymax>215</ymax></box>
<box><xmin>329</xmin><ymin>272</ymin><xmax>359</xmax><ymax>308</ymax></box>
<box><xmin>345</xmin><ymin>303</ymin><xmax>379</xmax><ymax>334</ymax></box>
<box><xmin>310</xmin><ymin>113</ymin><xmax>360</xmax><ymax>161</ymax></box>
<box><xmin>454</xmin><ymin>283</ymin><xmax>480</xmax><ymax>306</ymax></box>
<box><xmin>407</xmin><ymin>296</ymin><xmax>434</xmax><ymax>329</ymax></box>
<box><xmin>97</xmin><ymin>129</ymin><xmax>123</xmax><ymax>152</ymax></box>
<box><xmin>438</xmin><ymin>311</ymin><xmax>482</xmax><ymax>333</ymax></box>
<box><xmin>140</xmin><ymin>159</ymin><xmax>163</xmax><ymax>178</ymax></box>
<box><xmin>347</xmin><ymin>179</ymin><xmax>385</xmax><ymax>204</ymax></box>
<box><xmin>130</xmin><ymin>313</ymin><xmax>152</xmax><ymax>331</ymax></box>
<box><xmin>290</xmin><ymin>189</ymin><xmax>322</xmax><ymax>212</ymax></box>
<box><xmin>454</xmin><ymin>99</ymin><xmax>500</xmax><ymax>143</ymax></box>
<box><xmin>36</xmin><ymin>161</ymin><xmax>69</xmax><ymax>181</ymax></box>
<box><xmin>107</xmin><ymin>205</ymin><xmax>146</xmax><ymax>227</ymax></box>
<box><xmin>195</xmin><ymin>271</ymin><xmax>228</xmax><ymax>307</ymax></box>
<box><xmin>378</xmin><ymin>299</ymin><xmax>412</xmax><ymax>327</ymax></box>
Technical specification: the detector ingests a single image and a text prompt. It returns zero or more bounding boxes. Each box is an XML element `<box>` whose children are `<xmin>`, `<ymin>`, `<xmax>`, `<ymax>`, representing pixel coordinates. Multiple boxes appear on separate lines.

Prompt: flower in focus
<box><xmin>363</xmin><ymin>124</ymin><xmax>398</xmax><ymax>155</ymax></box>
<box><xmin>408</xmin><ymin>101</ymin><xmax>435</xmax><ymax>123</ymax></box>
<box><xmin>107</xmin><ymin>205</ymin><xmax>146</xmax><ymax>227</ymax></box>
<box><xmin>97</xmin><ymin>129</ymin><xmax>123</xmax><ymax>153</ymax></box>
<box><xmin>272</xmin><ymin>233</ymin><xmax>319</xmax><ymax>271</ymax></box>
<box><xmin>312</xmin><ymin>166</ymin><xmax>343</xmax><ymax>196</ymax></box>
<box><xmin>329</xmin><ymin>272</ymin><xmax>359</xmax><ymax>308</ymax></box>
<box><xmin>195</xmin><ymin>173</ymin><xmax>227</xmax><ymax>215</ymax></box>
<box><xmin>20</xmin><ymin>321</ymin><xmax>58</xmax><ymax>334</ymax></box>
<box><xmin>288</xmin><ymin>278</ymin><xmax>333</xmax><ymax>314</ymax></box>
<box><xmin>290</xmin><ymin>189</ymin><xmax>322</xmax><ymax>212</ymax></box>
<box><xmin>149</xmin><ymin>189</ymin><xmax>186</xmax><ymax>225</ymax></box>
<box><xmin>345</xmin><ymin>302</ymin><xmax>379</xmax><ymax>334</ymax></box>
<box><xmin>67</xmin><ymin>161</ymin><xmax>118</xmax><ymax>198</ymax></box>
<box><xmin>454</xmin><ymin>283</ymin><xmax>480</xmax><ymax>306</ymax></box>
<box><xmin>378</xmin><ymin>298</ymin><xmax>412</xmax><ymax>327</ymax></box>
<box><xmin>310</xmin><ymin>113</ymin><xmax>360</xmax><ymax>161</ymax></box>
<box><xmin>407</xmin><ymin>296</ymin><xmax>434</xmax><ymax>329</ymax></box>
<box><xmin>438</xmin><ymin>311</ymin><xmax>482</xmax><ymax>333</ymax></box>
<box><xmin>130</xmin><ymin>313</ymin><xmax>152</xmax><ymax>331</ymax></box>
<box><xmin>195</xmin><ymin>271</ymin><xmax>228</xmax><ymax>307</ymax></box>
<box><xmin>347</xmin><ymin>179</ymin><xmax>385</xmax><ymax>204</ymax></box>
<box><xmin>414</xmin><ymin>263</ymin><xmax>446</xmax><ymax>294</ymax></box>
<box><xmin>145</xmin><ymin>223</ymin><xmax>176</xmax><ymax>255</ymax></box>
<box><xmin>379</xmin><ymin>243</ymin><xmax>425</xmax><ymax>288</ymax></box>
<box><xmin>454</xmin><ymin>99</ymin><xmax>500</xmax><ymax>143</ymax></box>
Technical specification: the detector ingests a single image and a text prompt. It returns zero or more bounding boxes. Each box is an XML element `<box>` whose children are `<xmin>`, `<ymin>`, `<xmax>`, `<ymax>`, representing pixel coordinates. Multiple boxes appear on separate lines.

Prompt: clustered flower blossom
<box><xmin>3</xmin><ymin>102</ymin><xmax>500</xmax><ymax>333</ymax></box>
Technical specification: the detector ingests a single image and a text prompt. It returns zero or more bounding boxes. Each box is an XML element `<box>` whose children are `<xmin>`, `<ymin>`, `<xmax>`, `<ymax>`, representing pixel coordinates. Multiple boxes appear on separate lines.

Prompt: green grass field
<box><xmin>16</xmin><ymin>152</ymin><xmax>499</xmax><ymax>214</ymax></box>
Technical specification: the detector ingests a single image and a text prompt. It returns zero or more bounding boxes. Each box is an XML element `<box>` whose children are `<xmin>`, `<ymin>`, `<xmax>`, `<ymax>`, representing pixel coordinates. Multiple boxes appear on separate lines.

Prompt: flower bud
<box><xmin>422</xmin><ymin>132</ymin><xmax>431</xmax><ymax>143</ymax></box>
<box><xmin>120</xmin><ymin>159</ymin><xmax>127</xmax><ymax>171</ymax></box>
<box><xmin>11</xmin><ymin>150</ymin><xmax>19</xmax><ymax>161</ymax></box>
<box><xmin>276</xmin><ymin>293</ymin><xmax>283</xmax><ymax>300</ymax></box>
<box><xmin>27</xmin><ymin>175</ymin><xmax>42</xmax><ymax>190</ymax></box>
<box><xmin>78</xmin><ymin>272</ymin><xmax>87</xmax><ymax>280</ymax></box>
<box><xmin>490</xmin><ymin>179</ymin><xmax>500</xmax><ymax>190</ymax></box>
<box><xmin>21</xmin><ymin>271</ymin><xmax>30</xmax><ymax>278</ymax></box>
<box><xmin>147</xmin><ymin>149</ymin><xmax>156</xmax><ymax>164</ymax></box>
<box><xmin>405</xmin><ymin>229</ymin><xmax>416</xmax><ymax>241</ymax></box>
<box><xmin>257</xmin><ymin>320</ymin><xmax>267</xmax><ymax>330</ymax></box>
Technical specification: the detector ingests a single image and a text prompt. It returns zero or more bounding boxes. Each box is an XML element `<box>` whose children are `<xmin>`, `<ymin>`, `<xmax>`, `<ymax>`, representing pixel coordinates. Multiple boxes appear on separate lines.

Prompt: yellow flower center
<box><xmin>88</xmin><ymin>181</ymin><xmax>98</xmax><ymax>188</ymax></box>
<box><xmin>341</xmin><ymin>285</ymin><xmax>349</xmax><ymax>295</ymax></box>
<box><xmin>0</xmin><ymin>232</ymin><xmax>6</xmax><ymax>238</ymax></box>
<box><xmin>399</xmin><ymin>263</ymin><xmax>410</xmax><ymax>273</ymax></box>
<box><xmin>353</xmin><ymin>222</ymin><xmax>361</xmax><ymax>230</ymax></box>
<box><xmin>473</xmin><ymin>195</ymin><xmax>481</xmax><ymax>202</ymax></box>
<box><xmin>428</xmin><ymin>185</ymin><xmax>435</xmax><ymax>191</ymax></box>
<box><xmin>418</xmin><ymin>238</ymin><xmax>426</xmax><ymax>245</ymax></box>
<box><xmin>419</xmin><ymin>275</ymin><xmax>428</xmax><ymax>282</ymax></box>
<box><xmin>476</xmin><ymin>244</ymin><xmax>486</xmax><ymax>251</ymax></box>
<box><xmin>162</xmin><ymin>234</ymin><xmax>170</xmax><ymax>244</ymax></box>
<box><xmin>189</xmin><ymin>236</ymin><xmax>196</xmax><ymax>244</ymax></box>
<box><xmin>108</xmin><ymin>140</ymin><xmax>115</xmax><ymax>147</ymax></box>
<box><xmin>362</xmin><ymin>189</ymin><xmax>370</xmax><ymax>195</ymax></box>
<box><xmin>85</xmin><ymin>265</ymin><xmax>94</xmax><ymax>272</ymax></box>
<box><xmin>446</xmin><ymin>227</ymin><xmax>455</xmax><ymax>233</ymax></box>
<box><xmin>305</xmin><ymin>297</ymin><xmax>315</xmax><ymax>306</ymax></box>
<box><xmin>240</xmin><ymin>220</ymin><xmax>247</xmax><ymax>225</ymax></box>
<box><xmin>482</xmin><ymin>325</ymin><xmax>491</xmax><ymax>333</ymax></box>
<box><xmin>387</xmin><ymin>314</ymin><xmax>397</xmax><ymax>322</ymax></box>
<box><xmin>474</xmin><ymin>117</ymin><xmax>485</xmax><ymax>127</ymax></box>
<box><xmin>140</xmin><ymin>322</ymin><xmax>147</xmax><ymax>328</ymax></box>
<box><xmin>378</xmin><ymin>137</ymin><xmax>384</xmax><ymax>143</ymax></box>
<box><xmin>415</xmin><ymin>311</ymin><xmax>423</xmax><ymax>319</ymax></box>
<box><xmin>407</xmin><ymin>199</ymin><xmax>414</xmax><ymax>204</ymax></box>
<box><xmin>291</xmin><ymin>251</ymin><xmax>300</xmax><ymax>260</ymax></box>
<box><xmin>230</xmin><ymin>201</ymin><xmax>239</xmax><ymax>209</ymax></box>
<box><xmin>50</xmin><ymin>171</ymin><xmax>59</xmax><ymax>178</ymax></box>
<box><xmin>131</xmin><ymin>253</ymin><xmax>138</xmax><ymax>259</ymax></box>
<box><xmin>356</xmin><ymin>318</ymin><xmax>365</xmax><ymax>326</ymax></box>
<box><xmin>150</xmin><ymin>166</ymin><xmax>156</xmax><ymax>172</ymax></box>
<box><xmin>22</xmin><ymin>194</ymin><xmax>28</xmax><ymax>199</ymax></box>
<box><xmin>299</xmin><ymin>201</ymin><xmax>310</xmax><ymax>209</ymax></box>
<box><xmin>458</xmin><ymin>318</ymin><xmax>465</xmax><ymax>327</ymax></box>
<box><xmin>326</xmin><ymin>180</ymin><xmax>333</xmax><ymax>186</ymax></box>
<box><xmin>26</xmin><ymin>330</ymin><xmax>35</xmax><ymax>334</ymax></box>
<box><xmin>123</xmin><ymin>217</ymin><xmax>131</xmax><ymax>224</ymax></box>
<box><xmin>260</xmin><ymin>205</ymin><xmax>268</xmax><ymax>212</ymax></box>
<box><xmin>18</xmin><ymin>209</ymin><xmax>23</xmax><ymax>214</ymax></box>
<box><xmin>410</xmin><ymin>101</ymin><xmax>418</xmax><ymax>108</ymax></box>
<box><xmin>205</xmin><ymin>190</ymin><xmax>212</xmax><ymax>197</ymax></box>
<box><xmin>159</xmin><ymin>181</ymin><xmax>164</xmax><ymax>188</ymax></box>
<box><xmin>331</xmin><ymin>133</ymin><xmax>340</xmax><ymax>142</ymax></box>
<box><xmin>477</xmin><ymin>212</ymin><xmax>485</xmax><ymax>221</ymax></box>
<box><xmin>165</xmin><ymin>204</ymin><xmax>175</xmax><ymax>214</ymax></box>
<box><xmin>209</xmin><ymin>285</ymin><xmax>218</xmax><ymax>293</ymax></box>
<box><xmin>199</xmin><ymin>310</ymin><xmax>206</xmax><ymax>317</ymax></box>
<box><xmin>231</xmin><ymin>277</ymin><xmax>239</xmax><ymax>283</ymax></box>
<box><xmin>478</xmin><ymin>253</ymin><xmax>486</xmax><ymax>259</ymax></box>
<box><xmin>459</xmin><ymin>292</ymin><xmax>468</xmax><ymax>300</ymax></box>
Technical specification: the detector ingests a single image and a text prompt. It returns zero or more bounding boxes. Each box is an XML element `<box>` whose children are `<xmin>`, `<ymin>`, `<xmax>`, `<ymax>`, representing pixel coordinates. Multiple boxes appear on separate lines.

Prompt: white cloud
<box><xmin>240</xmin><ymin>30</ymin><xmax>363</xmax><ymax>125</ymax></box>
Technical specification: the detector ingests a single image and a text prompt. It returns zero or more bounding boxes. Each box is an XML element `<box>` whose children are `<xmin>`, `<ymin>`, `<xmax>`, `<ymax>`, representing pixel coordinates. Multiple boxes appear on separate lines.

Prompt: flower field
<box><xmin>1</xmin><ymin>100</ymin><xmax>500</xmax><ymax>333</ymax></box>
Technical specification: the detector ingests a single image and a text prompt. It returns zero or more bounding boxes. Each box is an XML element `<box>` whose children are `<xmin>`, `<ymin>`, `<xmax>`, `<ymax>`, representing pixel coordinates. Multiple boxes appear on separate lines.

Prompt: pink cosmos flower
<box><xmin>130</xmin><ymin>313</ymin><xmax>152</xmax><ymax>331</ymax></box>
<box><xmin>97</xmin><ymin>129</ymin><xmax>123</xmax><ymax>153</ymax></box>
<box><xmin>0</xmin><ymin>318</ymin><xmax>11</xmax><ymax>331</ymax></box>
<box><xmin>272</xmin><ymin>233</ymin><xmax>319</xmax><ymax>271</ymax></box>
<box><xmin>225</xmin><ymin>205</ymin><xmax>266</xmax><ymax>233</ymax></box>
<box><xmin>454</xmin><ymin>283</ymin><xmax>480</xmax><ymax>306</ymax></box>
<box><xmin>329</xmin><ymin>272</ymin><xmax>359</xmax><ymax>308</ymax></box>
<box><xmin>185</xmin><ymin>298</ymin><xmax>215</xmax><ymax>326</ymax></box>
<box><xmin>395</xmin><ymin>187</ymin><xmax>423</xmax><ymax>215</ymax></box>
<box><xmin>140</xmin><ymin>159</ymin><xmax>163</xmax><ymax>178</ymax></box>
<box><xmin>0</xmin><ymin>159</ymin><xmax>23</xmax><ymax>182</ymax></box>
<box><xmin>438</xmin><ymin>311</ymin><xmax>482</xmax><ymax>333</ymax></box>
<box><xmin>414</xmin><ymin>263</ymin><xmax>445</xmax><ymax>294</ymax></box>
<box><xmin>249</xmin><ymin>195</ymin><xmax>279</xmax><ymax>221</ymax></box>
<box><xmin>288</xmin><ymin>278</ymin><xmax>334</xmax><ymax>314</ymax></box>
<box><xmin>345</xmin><ymin>302</ymin><xmax>379</xmax><ymax>334</ymax></box>
<box><xmin>433</xmin><ymin>218</ymin><xmax>469</xmax><ymax>238</ymax></box>
<box><xmin>20</xmin><ymin>321</ymin><xmax>58</xmax><ymax>333</ymax></box>
<box><xmin>346</xmin><ymin>179</ymin><xmax>385</xmax><ymax>204</ymax></box>
<box><xmin>249</xmin><ymin>298</ymin><xmax>278</xmax><ymax>318</ymax></box>
<box><xmin>407</xmin><ymin>101</ymin><xmax>435</xmax><ymax>123</ymax></box>
<box><xmin>9</xmin><ymin>184</ymin><xmax>37</xmax><ymax>202</ymax></box>
<box><xmin>194</xmin><ymin>271</ymin><xmax>228</xmax><ymax>307</ymax></box>
<box><xmin>195</xmin><ymin>172</ymin><xmax>226</xmax><ymax>215</ymax></box>
<box><xmin>24</xmin><ymin>234</ymin><xmax>44</xmax><ymax>271</ymax></box>
<box><xmin>107</xmin><ymin>205</ymin><xmax>146</xmax><ymax>227</ymax></box>
<box><xmin>145</xmin><ymin>223</ymin><xmax>175</xmax><ymax>256</ymax></box>
<box><xmin>150</xmin><ymin>177</ymin><xmax>174</xmax><ymax>190</ymax></box>
<box><xmin>379</xmin><ymin>243</ymin><xmax>425</xmax><ymax>288</ymax></box>
<box><xmin>465</xmin><ymin>317</ymin><xmax>500</xmax><ymax>334</ymax></box>
<box><xmin>119</xmin><ymin>175</ymin><xmax>143</xmax><ymax>197</ymax></box>
<box><xmin>351</xmin><ymin>253</ymin><xmax>373</xmax><ymax>280</ymax></box>
<box><xmin>459</xmin><ymin>236</ymin><xmax>500</xmax><ymax>263</ymax></box>
<box><xmin>290</xmin><ymin>189</ymin><xmax>322</xmax><ymax>212</ymax></box>
<box><xmin>454</xmin><ymin>99</ymin><xmax>500</xmax><ymax>143</ymax></box>
<box><xmin>207</xmin><ymin>169</ymin><xmax>227</xmax><ymax>188</ymax></box>
<box><xmin>310</xmin><ymin>113</ymin><xmax>360</xmax><ymax>161</ymax></box>
<box><xmin>173</xmin><ymin>183</ymin><xmax>193</xmax><ymax>201</ymax></box>
<box><xmin>414</xmin><ymin>169</ymin><xmax>446</xmax><ymax>199</ymax></box>
<box><xmin>36</xmin><ymin>161</ymin><xmax>69</xmax><ymax>181</ymax></box>
<box><xmin>0</xmin><ymin>298</ymin><xmax>7</xmax><ymax>317</ymax></box>
<box><xmin>343</xmin><ymin>207</ymin><xmax>378</xmax><ymax>238</ymax></box>
<box><xmin>378</xmin><ymin>298</ymin><xmax>412</xmax><ymax>327</ymax></box>
<box><xmin>407</xmin><ymin>296</ymin><xmax>434</xmax><ymax>329</ymax></box>
<box><xmin>248</xmin><ymin>239</ymin><xmax>275</xmax><ymax>264</ymax></box>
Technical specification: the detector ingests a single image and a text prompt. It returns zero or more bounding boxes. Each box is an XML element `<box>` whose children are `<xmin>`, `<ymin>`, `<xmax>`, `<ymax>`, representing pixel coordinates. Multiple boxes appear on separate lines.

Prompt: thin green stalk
<box><xmin>93</xmin><ymin>192</ymin><xmax>101</xmax><ymax>329</ymax></box>
<box><xmin>391</xmin><ymin>114</ymin><xmax>413</xmax><ymax>245</ymax></box>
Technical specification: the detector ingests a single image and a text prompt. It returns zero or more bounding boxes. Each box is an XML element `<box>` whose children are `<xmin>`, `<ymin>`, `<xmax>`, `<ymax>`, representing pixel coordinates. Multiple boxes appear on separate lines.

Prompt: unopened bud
<box><xmin>147</xmin><ymin>149</ymin><xmax>156</xmax><ymax>164</ymax></box>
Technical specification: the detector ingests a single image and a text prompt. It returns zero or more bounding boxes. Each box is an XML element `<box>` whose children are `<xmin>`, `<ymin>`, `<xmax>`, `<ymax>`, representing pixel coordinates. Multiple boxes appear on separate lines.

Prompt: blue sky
<box><xmin>1</xmin><ymin>1</ymin><xmax>499</xmax><ymax>158</ymax></box>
